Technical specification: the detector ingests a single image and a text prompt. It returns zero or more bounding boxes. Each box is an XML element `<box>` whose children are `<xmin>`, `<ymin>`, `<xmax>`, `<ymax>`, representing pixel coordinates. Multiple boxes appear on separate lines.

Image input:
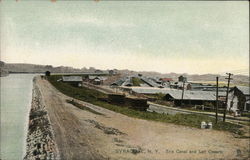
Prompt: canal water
<box><xmin>0</xmin><ymin>74</ymin><xmax>38</xmax><ymax>160</ymax></box>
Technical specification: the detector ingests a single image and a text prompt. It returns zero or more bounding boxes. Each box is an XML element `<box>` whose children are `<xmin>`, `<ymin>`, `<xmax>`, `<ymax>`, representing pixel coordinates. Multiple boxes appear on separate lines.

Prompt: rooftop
<box><xmin>236</xmin><ymin>86</ymin><xmax>250</xmax><ymax>95</ymax></box>
<box><xmin>62</xmin><ymin>76</ymin><xmax>82</xmax><ymax>82</ymax></box>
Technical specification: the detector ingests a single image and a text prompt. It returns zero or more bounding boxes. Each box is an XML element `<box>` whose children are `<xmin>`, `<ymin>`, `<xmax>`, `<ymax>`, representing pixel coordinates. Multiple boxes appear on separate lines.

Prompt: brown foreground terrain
<box><xmin>35</xmin><ymin>76</ymin><xmax>249</xmax><ymax>160</ymax></box>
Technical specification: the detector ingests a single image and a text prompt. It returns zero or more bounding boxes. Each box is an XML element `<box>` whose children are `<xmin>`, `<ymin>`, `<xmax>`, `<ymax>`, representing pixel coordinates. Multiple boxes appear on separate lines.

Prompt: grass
<box><xmin>47</xmin><ymin>75</ymin><xmax>245</xmax><ymax>136</ymax></box>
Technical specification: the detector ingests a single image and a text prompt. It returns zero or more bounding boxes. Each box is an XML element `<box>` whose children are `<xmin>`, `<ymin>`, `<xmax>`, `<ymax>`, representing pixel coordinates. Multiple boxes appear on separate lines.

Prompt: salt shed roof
<box><xmin>89</xmin><ymin>76</ymin><xmax>107</xmax><ymax>81</ymax></box>
<box><xmin>236</xmin><ymin>86</ymin><xmax>250</xmax><ymax>95</ymax></box>
<box><xmin>130</xmin><ymin>87</ymin><xmax>225</xmax><ymax>101</ymax></box>
<box><xmin>122</xmin><ymin>78</ymin><xmax>133</xmax><ymax>86</ymax></box>
<box><xmin>62</xmin><ymin>76</ymin><xmax>82</xmax><ymax>82</ymax></box>
<box><xmin>89</xmin><ymin>76</ymin><xmax>97</xmax><ymax>80</ymax></box>
<box><xmin>141</xmin><ymin>77</ymin><xmax>160</xmax><ymax>87</ymax></box>
<box><xmin>166</xmin><ymin>90</ymin><xmax>216</xmax><ymax>101</ymax></box>
<box><xmin>111</xmin><ymin>77</ymin><xmax>126</xmax><ymax>86</ymax></box>
<box><xmin>131</xmin><ymin>87</ymin><xmax>172</xmax><ymax>94</ymax></box>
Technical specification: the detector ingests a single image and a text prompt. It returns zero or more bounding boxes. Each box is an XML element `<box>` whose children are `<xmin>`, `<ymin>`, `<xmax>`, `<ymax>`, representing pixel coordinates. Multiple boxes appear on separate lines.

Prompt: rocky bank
<box><xmin>24</xmin><ymin>77</ymin><xmax>59</xmax><ymax>160</ymax></box>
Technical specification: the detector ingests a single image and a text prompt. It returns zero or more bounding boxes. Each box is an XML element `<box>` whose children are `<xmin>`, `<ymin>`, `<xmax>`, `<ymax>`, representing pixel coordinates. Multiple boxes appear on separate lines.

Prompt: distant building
<box><xmin>45</xmin><ymin>71</ymin><xmax>51</xmax><ymax>76</ymax></box>
<box><xmin>110</xmin><ymin>77</ymin><xmax>134</xmax><ymax>87</ymax></box>
<box><xmin>171</xmin><ymin>82</ymin><xmax>190</xmax><ymax>90</ymax></box>
<box><xmin>165</xmin><ymin>90</ymin><xmax>216</xmax><ymax>106</ymax></box>
<box><xmin>108</xmin><ymin>70</ymin><xmax>117</xmax><ymax>75</ymax></box>
<box><xmin>109</xmin><ymin>70</ymin><xmax>114</xmax><ymax>75</ymax></box>
<box><xmin>140</xmin><ymin>77</ymin><xmax>161</xmax><ymax>88</ymax></box>
<box><xmin>88</xmin><ymin>76</ymin><xmax>107</xmax><ymax>85</ymax></box>
<box><xmin>122</xmin><ymin>77</ymin><xmax>133</xmax><ymax>87</ymax></box>
<box><xmin>160</xmin><ymin>78</ymin><xmax>173</xmax><ymax>82</ymax></box>
<box><xmin>94</xmin><ymin>70</ymin><xmax>103</xmax><ymax>74</ymax></box>
<box><xmin>178</xmin><ymin>75</ymin><xmax>187</xmax><ymax>82</ymax></box>
<box><xmin>111</xmin><ymin>79</ymin><xmax>125</xmax><ymax>86</ymax></box>
<box><xmin>62</xmin><ymin>76</ymin><xmax>82</xmax><ymax>87</ymax></box>
<box><xmin>228</xmin><ymin>86</ymin><xmax>250</xmax><ymax>112</ymax></box>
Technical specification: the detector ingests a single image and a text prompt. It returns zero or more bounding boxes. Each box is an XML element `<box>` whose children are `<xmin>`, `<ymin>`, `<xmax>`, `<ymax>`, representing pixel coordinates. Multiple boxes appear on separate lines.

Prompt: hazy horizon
<box><xmin>1</xmin><ymin>1</ymin><xmax>249</xmax><ymax>75</ymax></box>
<box><xmin>2</xmin><ymin>60</ymin><xmax>249</xmax><ymax>76</ymax></box>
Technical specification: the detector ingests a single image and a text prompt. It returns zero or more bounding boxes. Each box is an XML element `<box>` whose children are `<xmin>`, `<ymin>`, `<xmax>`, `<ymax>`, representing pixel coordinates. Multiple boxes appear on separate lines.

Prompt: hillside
<box><xmin>0</xmin><ymin>61</ymin><xmax>248</xmax><ymax>85</ymax></box>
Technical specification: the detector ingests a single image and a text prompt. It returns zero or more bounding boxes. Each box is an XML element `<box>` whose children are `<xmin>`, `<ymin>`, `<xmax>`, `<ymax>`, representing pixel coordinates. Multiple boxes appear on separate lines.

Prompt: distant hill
<box><xmin>0</xmin><ymin>61</ymin><xmax>87</xmax><ymax>74</ymax></box>
<box><xmin>0</xmin><ymin>61</ymin><xmax>249</xmax><ymax>85</ymax></box>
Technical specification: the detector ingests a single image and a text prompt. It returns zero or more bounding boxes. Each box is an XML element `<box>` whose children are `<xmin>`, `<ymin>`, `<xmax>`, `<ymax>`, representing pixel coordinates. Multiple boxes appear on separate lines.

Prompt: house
<box><xmin>62</xmin><ymin>76</ymin><xmax>83</xmax><ymax>87</ymax></box>
<box><xmin>227</xmin><ymin>86</ymin><xmax>250</xmax><ymax>112</ymax></box>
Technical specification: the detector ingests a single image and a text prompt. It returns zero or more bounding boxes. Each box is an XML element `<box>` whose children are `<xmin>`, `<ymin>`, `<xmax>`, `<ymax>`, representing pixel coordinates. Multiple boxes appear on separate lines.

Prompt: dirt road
<box><xmin>36</xmin><ymin>77</ymin><xmax>249</xmax><ymax>160</ymax></box>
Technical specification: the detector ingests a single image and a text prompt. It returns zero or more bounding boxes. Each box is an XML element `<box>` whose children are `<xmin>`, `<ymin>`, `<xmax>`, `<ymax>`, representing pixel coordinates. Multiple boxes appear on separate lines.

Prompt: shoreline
<box><xmin>22</xmin><ymin>77</ymin><xmax>34</xmax><ymax>159</ymax></box>
<box><xmin>23</xmin><ymin>77</ymin><xmax>59</xmax><ymax>160</ymax></box>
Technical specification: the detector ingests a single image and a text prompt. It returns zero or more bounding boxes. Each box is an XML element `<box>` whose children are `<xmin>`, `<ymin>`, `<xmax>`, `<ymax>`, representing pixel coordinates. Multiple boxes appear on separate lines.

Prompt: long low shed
<box><xmin>128</xmin><ymin>87</ymin><xmax>227</xmax><ymax>106</ymax></box>
<box><xmin>165</xmin><ymin>90</ymin><xmax>216</xmax><ymax>106</ymax></box>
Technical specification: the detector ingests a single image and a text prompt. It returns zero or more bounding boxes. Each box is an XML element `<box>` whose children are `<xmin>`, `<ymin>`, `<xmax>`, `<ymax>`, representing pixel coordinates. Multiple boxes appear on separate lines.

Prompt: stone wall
<box><xmin>24</xmin><ymin>78</ymin><xmax>59</xmax><ymax>160</ymax></box>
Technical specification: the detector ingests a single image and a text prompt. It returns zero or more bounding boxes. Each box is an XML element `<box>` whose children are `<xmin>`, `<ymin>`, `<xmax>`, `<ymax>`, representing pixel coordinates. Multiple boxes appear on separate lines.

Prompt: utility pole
<box><xmin>181</xmin><ymin>81</ymin><xmax>185</xmax><ymax>106</ymax></box>
<box><xmin>223</xmin><ymin>73</ymin><xmax>233</xmax><ymax>122</ymax></box>
<box><xmin>215</xmin><ymin>77</ymin><xmax>219</xmax><ymax>124</ymax></box>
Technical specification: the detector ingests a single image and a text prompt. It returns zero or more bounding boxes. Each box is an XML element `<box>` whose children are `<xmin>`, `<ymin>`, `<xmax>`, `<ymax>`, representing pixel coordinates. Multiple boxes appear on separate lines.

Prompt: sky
<box><xmin>0</xmin><ymin>1</ymin><xmax>249</xmax><ymax>75</ymax></box>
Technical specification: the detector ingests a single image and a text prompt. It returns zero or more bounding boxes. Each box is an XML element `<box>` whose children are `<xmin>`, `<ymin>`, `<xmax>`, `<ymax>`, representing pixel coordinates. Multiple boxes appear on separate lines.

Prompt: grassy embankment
<box><xmin>47</xmin><ymin>75</ymin><xmax>245</xmax><ymax>136</ymax></box>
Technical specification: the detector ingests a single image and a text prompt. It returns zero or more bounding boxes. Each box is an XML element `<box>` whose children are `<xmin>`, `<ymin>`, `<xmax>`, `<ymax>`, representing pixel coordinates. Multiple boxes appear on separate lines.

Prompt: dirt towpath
<box><xmin>36</xmin><ymin>77</ymin><xmax>249</xmax><ymax>160</ymax></box>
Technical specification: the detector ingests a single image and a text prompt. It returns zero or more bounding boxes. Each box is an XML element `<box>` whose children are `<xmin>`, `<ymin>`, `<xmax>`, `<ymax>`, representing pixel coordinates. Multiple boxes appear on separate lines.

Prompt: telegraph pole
<box><xmin>215</xmin><ymin>77</ymin><xmax>219</xmax><ymax>124</ymax></box>
<box><xmin>223</xmin><ymin>73</ymin><xmax>233</xmax><ymax>122</ymax></box>
<box><xmin>181</xmin><ymin>81</ymin><xmax>185</xmax><ymax>106</ymax></box>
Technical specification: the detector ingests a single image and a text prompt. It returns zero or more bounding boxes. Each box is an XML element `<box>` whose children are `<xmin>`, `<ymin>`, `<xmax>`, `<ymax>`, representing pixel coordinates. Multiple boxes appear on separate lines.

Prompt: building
<box><xmin>170</xmin><ymin>81</ymin><xmax>190</xmax><ymax>90</ymax></box>
<box><xmin>122</xmin><ymin>77</ymin><xmax>133</xmax><ymax>87</ymax></box>
<box><xmin>127</xmin><ymin>87</ymin><xmax>223</xmax><ymax>107</ymax></box>
<box><xmin>164</xmin><ymin>90</ymin><xmax>217</xmax><ymax>106</ymax></box>
<box><xmin>160</xmin><ymin>78</ymin><xmax>173</xmax><ymax>82</ymax></box>
<box><xmin>188</xmin><ymin>83</ymin><xmax>227</xmax><ymax>91</ymax></box>
<box><xmin>111</xmin><ymin>78</ymin><xmax>126</xmax><ymax>86</ymax></box>
<box><xmin>108</xmin><ymin>70</ymin><xmax>117</xmax><ymax>75</ymax></box>
<box><xmin>94</xmin><ymin>70</ymin><xmax>103</xmax><ymax>74</ymax></box>
<box><xmin>45</xmin><ymin>71</ymin><xmax>51</xmax><ymax>76</ymax></box>
<box><xmin>228</xmin><ymin>86</ymin><xmax>250</xmax><ymax>112</ymax></box>
<box><xmin>140</xmin><ymin>77</ymin><xmax>161</xmax><ymax>88</ymax></box>
<box><xmin>62</xmin><ymin>76</ymin><xmax>83</xmax><ymax>87</ymax></box>
<box><xmin>88</xmin><ymin>76</ymin><xmax>107</xmax><ymax>85</ymax></box>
